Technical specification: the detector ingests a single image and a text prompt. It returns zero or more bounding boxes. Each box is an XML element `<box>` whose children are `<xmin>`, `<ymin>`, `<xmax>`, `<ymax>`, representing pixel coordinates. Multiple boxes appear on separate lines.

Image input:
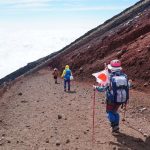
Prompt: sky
<box><xmin>0</xmin><ymin>0</ymin><xmax>139</xmax><ymax>79</ymax></box>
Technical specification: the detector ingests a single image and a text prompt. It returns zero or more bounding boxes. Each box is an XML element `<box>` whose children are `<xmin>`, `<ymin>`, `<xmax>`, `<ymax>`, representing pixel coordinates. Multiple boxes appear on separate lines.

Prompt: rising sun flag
<box><xmin>92</xmin><ymin>69</ymin><xmax>109</xmax><ymax>86</ymax></box>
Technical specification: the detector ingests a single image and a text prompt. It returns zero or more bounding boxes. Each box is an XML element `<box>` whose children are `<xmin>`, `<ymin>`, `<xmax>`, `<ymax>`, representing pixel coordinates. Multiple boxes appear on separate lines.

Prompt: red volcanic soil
<box><xmin>48</xmin><ymin>3</ymin><xmax>150</xmax><ymax>93</ymax></box>
<box><xmin>0</xmin><ymin>69</ymin><xmax>149</xmax><ymax>150</ymax></box>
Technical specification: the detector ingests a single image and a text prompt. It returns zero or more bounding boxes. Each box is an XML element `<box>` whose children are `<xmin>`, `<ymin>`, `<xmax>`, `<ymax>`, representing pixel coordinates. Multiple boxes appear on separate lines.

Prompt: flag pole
<box><xmin>92</xmin><ymin>87</ymin><xmax>96</xmax><ymax>144</ymax></box>
<box><xmin>122</xmin><ymin>103</ymin><xmax>127</xmax><ymax>121</ymax></box>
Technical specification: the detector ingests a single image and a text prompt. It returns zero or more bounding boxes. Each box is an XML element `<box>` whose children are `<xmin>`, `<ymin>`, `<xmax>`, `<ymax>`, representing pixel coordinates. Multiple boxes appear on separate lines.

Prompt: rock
<box><xmin>56</xmin><ymin>141</ymin><xmax>60</xmax><ymax>146</ymax></box>
<box><xmin>21</xmin><ymin>100</ymin><xmax>28</xmax><ymax>103</ymax></box>
<box><xmin>7</xmin><ymin>140</ymin><xmax>11</xmax><ymax>143</ymax></box>
<box><xmin>139</xmin><ymin>107</ymin><xmax>147</xmax><ymax>112</ymax></box>
<box><xmin>117</xmin><ymin>49</ymin><xmax>127</xmax><ymax>58</ymax></box>
<box><xmin>45</xmin><ymin>138</ymin><xmax>49</xmax><ymax>143</ymax></box>
<box><xmin>54</xmin><ymin>127</ymin><xmax>57</xmax><ymax>130</ymax></box>
<box><xmin>58</xmin><ymin>115</ymin><xmax>62</xmax><ymax>119</ymax></box>
<box><xmin>87</xmin><ymin>45</ymin><xmax>91</xmax><ymax>49</ymax></box>
<box><xmin>18</xmin><ymin>92</ymin><xmax>22</xmax><ymax>96</ymax></box>
<box><xmin>83</xmin><ymin>131</ymin><xmax>87</xmax><ymax>134</ymax></box>
<box><xmin>140</xmin><ymin>35</ymin><xmax>144</xmax><ymax>39</ymax></box>
<box><xmin>145</xmin><ymin>71</ymin><xmax>149</xmax><ymax>74</ymax></box>
<box><xmin>146</xmin><ymin>45</ymin><xmax>150</xmax><ymax>51</ymax></box>
<box><xmin>144</xmin><ymin>82</ymin><xmax>149</xmax><ymax>87</ymax></box>
<box><xmin>137</xmin><ymin>49</ymin><xmax>142</xmax><ymax>52</ymax></box>
<box><xmin>0</xmin><ymin>137</ymin><xmax>5</xmax><ymax>145</ymax></box>
<box><xmin>26</xmin><ymin>125</ymin><xmax>30</xmax><ymax>128</ymax></box>
<box><xmin>66</xmin><ymin>139</ymin><xmax>70</xmax><ymax>144</ymax></box>
<box><xmin>79</xmin><ymin>67</ymin><xmax>83</xmax><ymax>72</ymax></box>
<box><xmin>138</xmin><ymin>128</ymin><xmax>142</xmax><ymax>132</ymax></box>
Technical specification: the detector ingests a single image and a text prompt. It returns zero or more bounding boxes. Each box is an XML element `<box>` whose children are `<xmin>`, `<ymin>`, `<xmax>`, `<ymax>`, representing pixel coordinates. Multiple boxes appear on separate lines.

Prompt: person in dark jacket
<box><xmin>52</xmin><ymin>68</ymin><xmax>58</xmax><ymax>84</ymax></box>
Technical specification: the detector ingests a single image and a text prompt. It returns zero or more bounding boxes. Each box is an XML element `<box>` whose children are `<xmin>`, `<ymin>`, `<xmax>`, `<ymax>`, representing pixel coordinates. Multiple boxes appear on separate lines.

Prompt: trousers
<box><xmin>107</xmin><ymin>111</ymin><xmax>120</xmax><ymax>127</ymax></box>
<box><xmin>64</xmin><ymin>79</ymin><xmax>70</xmax><ymax>90</ymax></box>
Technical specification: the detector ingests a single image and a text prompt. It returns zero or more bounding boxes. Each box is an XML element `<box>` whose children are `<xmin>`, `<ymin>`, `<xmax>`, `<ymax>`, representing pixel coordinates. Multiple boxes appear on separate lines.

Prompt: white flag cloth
<box><xmin>92</xmin><ymin>69</ymin><xmax>109</xmax><ymax>86</ymax></box>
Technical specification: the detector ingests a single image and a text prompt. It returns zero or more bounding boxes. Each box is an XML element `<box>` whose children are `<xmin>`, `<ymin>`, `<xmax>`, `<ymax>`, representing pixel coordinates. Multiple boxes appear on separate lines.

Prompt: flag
<box><xmin>92</xmin><ymin>69</ymin><xmax>109</xmax><ymax>86</ymax></box>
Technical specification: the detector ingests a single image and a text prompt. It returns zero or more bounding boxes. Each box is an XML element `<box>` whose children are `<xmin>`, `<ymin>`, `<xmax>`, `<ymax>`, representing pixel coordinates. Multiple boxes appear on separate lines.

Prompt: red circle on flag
<box><xmin>98</xmin><ymin>73</ymin><xmax>107</xmax><ymax>82</ymax></box>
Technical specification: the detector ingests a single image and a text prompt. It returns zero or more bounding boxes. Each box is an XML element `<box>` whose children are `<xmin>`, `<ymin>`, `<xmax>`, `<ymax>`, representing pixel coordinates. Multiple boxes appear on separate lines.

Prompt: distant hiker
<box><xmin>61</xmin><ymin>65</ymin><xmax>72</xmax><ymax>92</ymax></box>
<box><xmin>52</xmin><ymin>68</ymin><xmax>59</xmax><ymax>84</ymax></box>
<box><xmin>93</xmin><ymin>59</ymin><xmax>131</xmax><ymax>133</ymax></box>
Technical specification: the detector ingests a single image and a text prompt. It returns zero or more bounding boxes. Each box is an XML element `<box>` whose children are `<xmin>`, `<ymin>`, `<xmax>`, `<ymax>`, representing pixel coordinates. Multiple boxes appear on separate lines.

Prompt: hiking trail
<box><xmin>0</xmin><ymin>68</ymin><xmax>150</xmax><ymax>150</ymax></box>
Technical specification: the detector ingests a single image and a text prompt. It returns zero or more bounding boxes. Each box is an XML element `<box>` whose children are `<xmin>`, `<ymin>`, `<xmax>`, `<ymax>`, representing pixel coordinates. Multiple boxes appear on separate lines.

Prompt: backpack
<box><xmin>64</xmin><ymin>69</ymin><xmax>71</xmax><ymax>80</ymax></box>
<box><xmin>109</xmin><ymin>72</ymin><xmax>129</xmax><ymax>104</ymax></box>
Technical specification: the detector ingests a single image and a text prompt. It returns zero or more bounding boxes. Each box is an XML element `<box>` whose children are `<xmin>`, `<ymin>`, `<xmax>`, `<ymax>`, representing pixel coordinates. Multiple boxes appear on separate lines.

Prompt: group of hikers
<box><xmin>52</xmin><ymin>59</ymin><xmax>131</xmax><ymax>134</ymax></box>
<box><xmin>52</xmin><ymin>65</ymin><xmax>73</xmax><ymax>92</ymax></box>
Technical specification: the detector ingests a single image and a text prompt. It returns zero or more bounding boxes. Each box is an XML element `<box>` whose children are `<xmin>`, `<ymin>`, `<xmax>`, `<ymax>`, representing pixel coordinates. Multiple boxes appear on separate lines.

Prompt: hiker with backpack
<box><xmin>61</xmin><ymin>65</ymin><xmax>73</xmax><ymax>92</ymax></box>
<box><xmin>52</xmin><ymin>68</ymin><xmax>59</xmax><ymax>84</ymax></box>
<box><xmin>93</xmin><ymin>59</ymin><xmax>131</xmax><ymax>133</ymax></box>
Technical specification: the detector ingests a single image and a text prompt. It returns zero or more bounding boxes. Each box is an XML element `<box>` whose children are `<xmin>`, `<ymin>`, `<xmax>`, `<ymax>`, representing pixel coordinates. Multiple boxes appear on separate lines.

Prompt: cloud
<box><xmin>0</xmin><ymin>23</ymin><xmax>90</xmax><ymax>78</ymax></box>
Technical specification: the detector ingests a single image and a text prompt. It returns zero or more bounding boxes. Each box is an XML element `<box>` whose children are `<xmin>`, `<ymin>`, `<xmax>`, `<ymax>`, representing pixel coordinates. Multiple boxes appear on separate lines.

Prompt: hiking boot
<box><xmin>112</xmin><ymin>125</ymin><xmax>119</xmax><ymax>133</ymax></box>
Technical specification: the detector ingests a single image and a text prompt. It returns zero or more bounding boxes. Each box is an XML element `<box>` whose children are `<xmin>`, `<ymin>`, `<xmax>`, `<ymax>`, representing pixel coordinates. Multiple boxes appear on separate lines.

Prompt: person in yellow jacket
<box><xmin>61</xmin><ymin>65</ymin><xmax>72</xmax><ymax>92</ymax></box>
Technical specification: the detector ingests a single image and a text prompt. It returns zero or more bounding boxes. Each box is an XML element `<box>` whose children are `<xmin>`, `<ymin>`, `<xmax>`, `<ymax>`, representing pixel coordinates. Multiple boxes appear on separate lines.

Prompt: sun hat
<box><xmin>107</xmin><ymin>59</ymin><xmax>122</xmax><ymax>71</ymax></box>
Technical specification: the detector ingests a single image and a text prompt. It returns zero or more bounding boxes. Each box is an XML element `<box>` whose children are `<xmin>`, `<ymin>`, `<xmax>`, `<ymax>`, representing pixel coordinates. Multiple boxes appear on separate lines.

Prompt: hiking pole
<box><xmin>92</xmin><ymin>87</ymin><xmax>96</xmax><ymax>143</ymax></box>
<box><xmin>122</xmin><ymin>103</ymin><xmax>127</xmax><ymax>121</ymax></box>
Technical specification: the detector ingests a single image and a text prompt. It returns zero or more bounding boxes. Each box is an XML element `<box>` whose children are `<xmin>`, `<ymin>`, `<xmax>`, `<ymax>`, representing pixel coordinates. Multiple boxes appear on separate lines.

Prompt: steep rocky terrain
<box><xmin>46</xmin><ymin>0</ymin><xmax>150</xmax><ymax>92</ymax></box>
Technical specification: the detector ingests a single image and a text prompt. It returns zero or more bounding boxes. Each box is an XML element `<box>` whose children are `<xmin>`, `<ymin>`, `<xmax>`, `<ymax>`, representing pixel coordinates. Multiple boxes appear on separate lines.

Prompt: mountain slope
<box><xmin>0</xmin><ymin>69</ymin><xmax>150</xmax><ymax>149</ymax></box>
<box><xmin>45</xmin><ymin>0</ymin><xmax>150</xmax><ymax>92</ymax></box>
<box><xmin>0</xmin><ymin>0</ymin><xmax>150</xmax><ymax>93</ymax></box>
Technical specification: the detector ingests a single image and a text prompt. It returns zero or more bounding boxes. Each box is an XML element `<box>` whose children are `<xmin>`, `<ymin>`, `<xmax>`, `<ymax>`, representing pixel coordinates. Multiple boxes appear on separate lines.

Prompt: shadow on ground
<box><xmin>67</xmin><ymin>90</ymin><xmax>76</xmax><ymax>94</ymax></box>
<box><xmin>110</xmin><ymin>132</ymin><xmax>150</xmax><ymax>150</ymax></box>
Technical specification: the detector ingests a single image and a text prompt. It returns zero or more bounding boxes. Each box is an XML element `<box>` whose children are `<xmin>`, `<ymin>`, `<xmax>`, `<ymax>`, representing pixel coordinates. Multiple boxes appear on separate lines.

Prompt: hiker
<box><xmin>93</xmin><ymin>59</ymin><xmax>131</xmax><ymax>133</ymax></box>
<box><xmin>61</xmin><ymin>65</ymin><xmax>72</xmax><ymax>92</ymax></box>
<box><xmin>52</xmin><ymin>68</ymin><xmax>59</xmax><ymax>84</ymax></box>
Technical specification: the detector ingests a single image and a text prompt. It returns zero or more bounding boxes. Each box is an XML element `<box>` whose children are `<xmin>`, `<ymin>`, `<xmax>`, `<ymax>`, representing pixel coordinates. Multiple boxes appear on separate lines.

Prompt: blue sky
<box><xmin>0</xmin><ymin>0</ymin><xmax>139</xmax><ymax>78</ymax></box>
<box><xmin>0</xmin><ymin>0</ymin><xmax>139</xmax><ymax>27</ymax></box>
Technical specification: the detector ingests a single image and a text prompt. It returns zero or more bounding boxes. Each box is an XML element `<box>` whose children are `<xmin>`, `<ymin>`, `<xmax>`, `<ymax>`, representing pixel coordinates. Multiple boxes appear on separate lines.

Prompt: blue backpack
<box><xmin>109</xmin><ymin>72</ymin><xmax>129</xmax><ymax>104</ymax></box>
<box><xmin>64</xmin><ymin>69</ymin><xmax>71</xmax><ymax>80</ymax></box>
